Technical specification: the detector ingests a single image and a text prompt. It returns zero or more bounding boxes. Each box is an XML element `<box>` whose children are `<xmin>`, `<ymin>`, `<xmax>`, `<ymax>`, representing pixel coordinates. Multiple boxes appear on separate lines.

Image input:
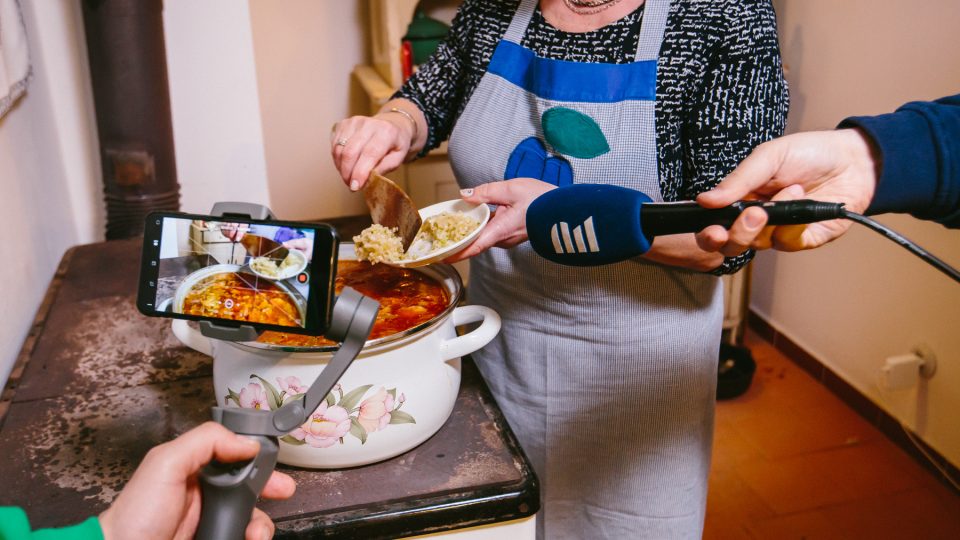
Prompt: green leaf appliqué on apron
<box><xmin>542</xmin><ymin>107</ymin><xmax>610</xmax><ymax>159</ymax></box>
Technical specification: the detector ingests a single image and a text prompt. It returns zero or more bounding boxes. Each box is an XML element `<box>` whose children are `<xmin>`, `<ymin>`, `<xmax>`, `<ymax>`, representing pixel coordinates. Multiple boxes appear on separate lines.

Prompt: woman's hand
<box><xmin>330</xmin><ymin>100</ymin><xmax>426</xmax><ymax>191</ymax></box>
<box><xmin>446</xmin><ymin>178</ymin><xmax>556</xmax><ymax>261</ymax></box>
<box><xmin>220</xmin><ymin>222</ymin><xmax>250</xmax><ymax>242</ymax></box>
<box><xmin>283</xmin><ymin>237</ymin><xmax>313</xmax><ymax>260</ymax></box>
<box><xmin>642</xmin><ymin>234</ymin><xmax>726</xmax><ymax>272</ymax></box>
<box><xmin>98</xmin><ymin>422</ymin><xmax>296</xmax><ymax>540</ymax></box>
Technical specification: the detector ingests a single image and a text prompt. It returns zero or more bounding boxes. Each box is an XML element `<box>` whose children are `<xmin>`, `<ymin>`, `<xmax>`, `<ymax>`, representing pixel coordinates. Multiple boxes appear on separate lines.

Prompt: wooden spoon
<box><xmin>239</xmin><ymin>233</ymin><xmax>289</xmax><ymax>260</ymax></box>
<box><xmin>363</xmin><ymin>171</ymin><xmax>423</xmax><ymax>251</ymax></box>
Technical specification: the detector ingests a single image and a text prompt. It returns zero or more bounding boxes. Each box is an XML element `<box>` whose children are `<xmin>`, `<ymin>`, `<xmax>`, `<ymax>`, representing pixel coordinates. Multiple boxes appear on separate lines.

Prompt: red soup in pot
<box><xmin>183</xmin><ymin>272</ymin><xmax>302</xmax><ymax>328</ymax></box>
<box><xmin>259</xmin><ymin>261</ymin><xmax>449</xmax><ymax>347</ymax></box>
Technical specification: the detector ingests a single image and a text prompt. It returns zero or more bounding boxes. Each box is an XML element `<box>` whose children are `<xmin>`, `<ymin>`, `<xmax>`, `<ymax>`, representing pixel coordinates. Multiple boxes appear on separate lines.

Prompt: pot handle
<box><xmin>171</xmin><ymin>319</ymin><xmax>214</xmax><ymax>357</ymax></box>
<box><xmin>439</xmin><ymin>305</ymin><xmax>501</xmax><ymax>362</ymax></box>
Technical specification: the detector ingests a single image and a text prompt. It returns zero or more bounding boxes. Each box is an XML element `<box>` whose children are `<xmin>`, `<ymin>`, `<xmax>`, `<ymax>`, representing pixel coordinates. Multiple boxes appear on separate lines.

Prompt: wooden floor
<box><xmin>704</xmin><ymin>330</ymin><xmax>960</xmax><ymax>539</ymax></box>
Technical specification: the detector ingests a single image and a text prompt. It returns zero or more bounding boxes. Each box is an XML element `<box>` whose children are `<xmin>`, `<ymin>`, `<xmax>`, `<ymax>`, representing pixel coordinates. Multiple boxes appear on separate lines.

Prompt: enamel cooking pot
<box><xmin>172</xmin><ymin>244</ymin><xmax>501</xmax><ymax>468</ymax></box>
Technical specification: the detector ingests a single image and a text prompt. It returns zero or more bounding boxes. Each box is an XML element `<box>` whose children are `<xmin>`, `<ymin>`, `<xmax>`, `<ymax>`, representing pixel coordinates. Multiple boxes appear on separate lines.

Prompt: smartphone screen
<box><xmin>137</xmin><ymin>212</ymin><xmax>338</xmax><ymax>336</ymax></box>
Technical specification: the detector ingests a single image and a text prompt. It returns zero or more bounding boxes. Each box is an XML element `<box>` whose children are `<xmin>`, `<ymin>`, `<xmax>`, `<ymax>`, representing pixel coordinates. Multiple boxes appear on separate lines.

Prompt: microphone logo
<box><xmin>550</xmin><ymin>216</ymin><xmax>600</xmax><ymax>255</ymax></box>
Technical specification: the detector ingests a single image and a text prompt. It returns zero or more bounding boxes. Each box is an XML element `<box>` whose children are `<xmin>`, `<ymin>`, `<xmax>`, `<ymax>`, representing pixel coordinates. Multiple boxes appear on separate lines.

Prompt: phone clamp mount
<box><xmin>196</xmin><ymin>202</ymin><xmax>279</xmax><ymax>343</ymax></box>
<box><xmin>195</xmin><ymin>202</ymin><xmax>380</xmax><ymax>540</ymax></box>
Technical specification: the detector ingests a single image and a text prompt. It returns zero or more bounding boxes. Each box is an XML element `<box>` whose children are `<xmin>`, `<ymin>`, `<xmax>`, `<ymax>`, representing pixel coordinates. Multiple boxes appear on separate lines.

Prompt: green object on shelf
<box><xmin>403</xmin><ymin>10</ymin><xmax>450</xmax><ymax>65</ymax></box>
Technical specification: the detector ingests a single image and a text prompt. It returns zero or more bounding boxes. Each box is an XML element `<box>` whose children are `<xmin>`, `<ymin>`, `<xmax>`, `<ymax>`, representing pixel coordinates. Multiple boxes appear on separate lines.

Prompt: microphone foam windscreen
<box><xmin>526</xmin><ymin>184</ymin><xmax>652</xmax><ymax>266</ymax></box>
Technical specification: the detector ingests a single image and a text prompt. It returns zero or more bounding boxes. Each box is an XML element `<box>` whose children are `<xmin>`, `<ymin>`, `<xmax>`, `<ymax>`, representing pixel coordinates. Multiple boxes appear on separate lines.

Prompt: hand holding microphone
<box><xmin>523</xmin><ymin>183</ymin><xmax>959</xmax><ymax>284</ymax></box>
<box><xmin>451</xmin><ymin>179</ymin><xmax>845</xmax><ymax>267</ymax></box>
<box><xmin>525</xmin><ymin>184</ymin><xmax>845</xmax><ymax>267</ymax></box>
<box><xmin>694</xmin><ymin>129</ymin><xmax>879</xmax><ymax>255</ymax></box>
<box><xmin>454</xmin><ymin>180</ymin><xmax>957</xmax><ymax>282</ymax></box>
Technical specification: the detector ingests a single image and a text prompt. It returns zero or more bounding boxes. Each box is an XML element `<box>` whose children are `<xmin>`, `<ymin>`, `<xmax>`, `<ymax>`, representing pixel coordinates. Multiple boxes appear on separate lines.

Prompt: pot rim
<box><xmin>228</xmin><ymin>244</ymin><xmax>465</xmax><ymax>354</ymax></box>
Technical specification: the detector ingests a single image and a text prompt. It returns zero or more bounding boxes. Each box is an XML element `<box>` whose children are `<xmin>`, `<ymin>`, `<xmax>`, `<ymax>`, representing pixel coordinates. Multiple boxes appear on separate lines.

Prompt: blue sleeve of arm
<box><xmin>838</xmin><ymin>94</ymin><xmax>960</xmax><ymax>228</ymax></box>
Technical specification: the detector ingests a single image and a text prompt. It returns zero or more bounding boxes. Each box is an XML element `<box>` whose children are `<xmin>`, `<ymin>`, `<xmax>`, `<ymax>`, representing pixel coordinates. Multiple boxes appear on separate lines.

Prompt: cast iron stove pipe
<box><xmin>81</xmin><ymin>0</ymin><xmax>180</xmax><ymax>240</ymax></box>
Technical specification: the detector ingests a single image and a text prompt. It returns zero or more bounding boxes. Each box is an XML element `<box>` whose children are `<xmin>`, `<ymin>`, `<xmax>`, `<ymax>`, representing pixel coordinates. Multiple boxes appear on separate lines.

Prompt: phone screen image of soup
<box><xmin>155</xmin><ymin>217</ymin><xmax>315</xmax><ymax>328</ymax></box>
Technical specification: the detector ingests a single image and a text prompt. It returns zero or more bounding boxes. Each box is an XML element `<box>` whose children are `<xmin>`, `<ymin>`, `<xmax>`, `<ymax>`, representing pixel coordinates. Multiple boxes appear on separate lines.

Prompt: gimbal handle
<box><xmin>195</xmin><ymin>287</ymin><xmax>379</xmax><ymax>540</ymax></box>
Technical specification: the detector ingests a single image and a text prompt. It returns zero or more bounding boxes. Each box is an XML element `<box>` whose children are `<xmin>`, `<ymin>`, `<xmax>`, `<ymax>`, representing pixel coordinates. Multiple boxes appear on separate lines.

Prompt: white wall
<box><xmin>163</xmin><ymin>0</ymin><xmax>369</xmax><ymax>220</ymax></box>
<box><xmin>758</xmin><ymin>0</ymin><xmax>960</xmax><ymax>465</ymax></box>
<box><xmin>248</xmin><ymin>0</ymin><xmax>369</xmax><ymax>220</ymax></box>
<box><xmin>0</xmin><ymin>0</ymin><xmax>103</xmax><ymax>389</ymax></box>
<box><xmin>0</xmin><ymin>0</ymin><xmax>371</xmax><ymax>390</ymax></box>
<box><xmin>163</xmin><ymin>0</ymin><xmax>272</xmax><ymax>215</ymax></box>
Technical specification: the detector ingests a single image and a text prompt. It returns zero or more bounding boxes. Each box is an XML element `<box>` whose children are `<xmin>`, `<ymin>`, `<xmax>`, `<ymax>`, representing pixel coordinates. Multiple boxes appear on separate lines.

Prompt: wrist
<box><xmin>377</xmin><ymin>107</ymin><xmax>419</xmax><ymax>147</ymax></box>
<box><xmin>98</xmin><ymin>509</ymin><xmax>114</xmax><ymax>540</ymax></box>
<box><xmin>842</xmin><ymin>128</ymin><xmax>880</xmax><ymax>213</ymax></box>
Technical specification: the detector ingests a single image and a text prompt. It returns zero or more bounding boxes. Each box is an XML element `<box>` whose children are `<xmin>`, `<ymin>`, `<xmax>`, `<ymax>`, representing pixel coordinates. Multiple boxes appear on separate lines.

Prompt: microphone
<box><xmin>526</xmin><ymin>184</ymin><xmax>845</xmax><ymax>266</ymax></box>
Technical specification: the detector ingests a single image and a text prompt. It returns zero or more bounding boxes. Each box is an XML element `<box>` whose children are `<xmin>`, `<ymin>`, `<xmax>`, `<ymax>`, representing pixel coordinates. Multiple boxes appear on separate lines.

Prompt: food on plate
<box><xmin>258</xmin><ymin>260</ymin><xmax>449</xmax><ymax>347</ymax></box>
<box><xmin>250</xmin><ymin>250</ymin><xmax>303</xmax><ymax>278</ymax></box>
<box><xmin>419</xmin><ymin>211</ymin><xmax>480</xmax><ymax>248</ymax></box>
<box><xmin>353</xmin><ymin>224</ymin><xmax>406</xmax><ymax>264</ymax></box>
<box><xmin>353</xmin><ymin>211</ymin><xmax>480</xmax><ymax>264</ymax></box>
<box><xmin>182</xmin><ymin>272</ymin><xmax>301</xmax><ymax>327</ymax></box>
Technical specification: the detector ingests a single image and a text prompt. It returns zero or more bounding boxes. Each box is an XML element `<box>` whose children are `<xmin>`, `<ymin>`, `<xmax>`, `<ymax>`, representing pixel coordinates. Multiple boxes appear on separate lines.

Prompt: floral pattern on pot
<box><xmin>225</xmin><ymin>375</ymin><xmax>416</xmax><ymax>448</ymax></box>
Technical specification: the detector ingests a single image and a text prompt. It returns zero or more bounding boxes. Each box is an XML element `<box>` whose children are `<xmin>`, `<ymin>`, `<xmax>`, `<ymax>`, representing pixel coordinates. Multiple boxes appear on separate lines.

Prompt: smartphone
<box><xmin>137</xmin><ymin>211</ymin><xmax>339</xmax><ymax>336</ymax></box>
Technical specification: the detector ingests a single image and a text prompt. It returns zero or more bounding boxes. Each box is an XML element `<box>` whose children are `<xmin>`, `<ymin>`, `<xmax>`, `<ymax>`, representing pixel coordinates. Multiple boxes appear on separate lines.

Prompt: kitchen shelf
<box><xmin>368</xmin><ymin>0</ymin><xmax>461</xmax><ymax>88</ymax></box>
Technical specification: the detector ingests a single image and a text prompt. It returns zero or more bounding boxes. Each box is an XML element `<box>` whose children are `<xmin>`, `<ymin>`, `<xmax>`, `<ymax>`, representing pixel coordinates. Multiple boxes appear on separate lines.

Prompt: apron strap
<box><xmin>634</xmin><ymin>0</ymin><xmax>671</xmax><ymax>62</ymax></box>
<box><xmin>504</xmin><ymin>0</ymin><xmax>539</xmax><ymax>43</ymax></box>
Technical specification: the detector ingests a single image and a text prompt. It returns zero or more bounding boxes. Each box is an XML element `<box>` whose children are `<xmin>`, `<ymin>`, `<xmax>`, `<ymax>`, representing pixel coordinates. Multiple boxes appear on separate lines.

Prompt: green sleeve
<box><xmin>0</xmin><ymin>507</ymin><xmax>104</xmax><ymax>540</ymax></box>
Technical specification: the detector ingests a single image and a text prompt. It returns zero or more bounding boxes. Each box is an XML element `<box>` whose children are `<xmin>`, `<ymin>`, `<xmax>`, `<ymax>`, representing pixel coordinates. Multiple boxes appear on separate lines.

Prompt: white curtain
<box><xmin>0</xmin><ymin>0</ymin><xmax>30</xmax><ymax>119</ymax></box>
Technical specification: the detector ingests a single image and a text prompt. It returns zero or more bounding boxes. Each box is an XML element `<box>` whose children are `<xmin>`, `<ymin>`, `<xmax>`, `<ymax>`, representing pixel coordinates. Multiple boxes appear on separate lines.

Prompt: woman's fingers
<box><xmin>451</xmin><ymin>178</ymin><xmax>556</xmax><ymax>260</ymax></box>
<box><xmin>337</xmin><ymin>128</ymin><xmax>376</xmax><ymax>190</ymax></box>
<box><xmin>331</xmin><ymin>119</ymin><xmax>360</xmax><ymax>172</ymax></box>
<box><xmin>375</xmin><ymin>148</ymin><xmax>409</xmax><ymax>178</ymax></box>
<box><xmin>694</xmin><ymin>224</ymin><xmax>731</xmax><ymax>253</ymax></box>
<box><xmin>448</xmin><ymin>224</ymin><xmax>498</xmax><ymax>261</ymax></box>
<box><xmin>331</xmin><ymin>116</ymin><xmax>412</xmax><ymax>190</ymax></box>
<box><xmin>460</xmin><ymin>181</ymin><xmax>513</xmax><ymax>206</ymax></box>
<box><xmin>348</xmin><ymin>119</ymin><xmax>405</xmax><ymax>189</ymax></box>
<box><xmin>447</xmin><ymin>208</ymin><xmax>519</xmax><ymax>261</ymax></box>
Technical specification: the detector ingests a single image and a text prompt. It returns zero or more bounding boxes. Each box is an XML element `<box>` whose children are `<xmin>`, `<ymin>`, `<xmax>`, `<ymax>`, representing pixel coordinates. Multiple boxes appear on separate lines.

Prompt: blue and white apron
<box><xmin>447</xmin><ymin>1</ymin><xmax>723</xmax><ymax>538</ymax></box>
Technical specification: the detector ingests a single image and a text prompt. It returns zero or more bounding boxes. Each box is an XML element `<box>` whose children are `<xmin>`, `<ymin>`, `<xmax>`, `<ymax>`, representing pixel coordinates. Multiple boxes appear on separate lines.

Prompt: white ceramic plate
<box><xmin>390</xmin><ymin>199</ymin><xmax>490</xmax><ymax>268</ymax></box>
<box><xmin>249</xmin><ymin>248</ymin><xmax>307</xmax><ymax>280</ymax></box>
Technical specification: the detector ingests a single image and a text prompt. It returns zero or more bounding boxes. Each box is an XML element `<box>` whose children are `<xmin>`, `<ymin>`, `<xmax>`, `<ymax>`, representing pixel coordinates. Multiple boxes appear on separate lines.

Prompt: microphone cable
<box><xmin>840</xmin><ymin>209</ymin><xmax>960</xmax><ymax>285</ymax></box>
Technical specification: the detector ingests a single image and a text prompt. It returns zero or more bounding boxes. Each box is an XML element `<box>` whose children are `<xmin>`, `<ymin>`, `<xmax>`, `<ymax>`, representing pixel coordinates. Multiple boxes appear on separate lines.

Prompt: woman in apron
<box><xmin>332</xmin><ymin>1</ymin><xmax>787</xmax><ymax>537</ymax></box>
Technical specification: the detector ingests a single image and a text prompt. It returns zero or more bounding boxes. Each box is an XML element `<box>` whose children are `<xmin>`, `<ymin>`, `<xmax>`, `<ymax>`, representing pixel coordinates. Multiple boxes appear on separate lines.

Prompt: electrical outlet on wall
<box><xmin>880</xmin><ymin>344</ymin><xmax>937</xmax><ymax>391</ymax></box>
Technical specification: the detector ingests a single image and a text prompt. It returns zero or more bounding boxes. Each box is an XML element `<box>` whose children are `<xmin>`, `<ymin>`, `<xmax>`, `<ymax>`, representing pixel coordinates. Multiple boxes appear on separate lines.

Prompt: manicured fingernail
<box><xmin>350</xmin><ymin>181</ymin><xmax>359</xmax><ymax>191</ymax></box>
<box><xmin>460</xmin><ymin>188</ymin><xmax>474</xmax><ymax>197</ymax></box>
<box><xmin>744</xmin><ymin>211</ymin><xmax>764</xmax><ymax>228</ymax></box>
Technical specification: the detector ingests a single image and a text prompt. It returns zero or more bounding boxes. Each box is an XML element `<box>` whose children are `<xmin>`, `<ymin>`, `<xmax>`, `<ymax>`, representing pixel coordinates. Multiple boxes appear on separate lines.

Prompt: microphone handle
<box><xmin>640</xmin><ymin>199</ymin><xmax>846</xmax><ymax>238</ymax></box>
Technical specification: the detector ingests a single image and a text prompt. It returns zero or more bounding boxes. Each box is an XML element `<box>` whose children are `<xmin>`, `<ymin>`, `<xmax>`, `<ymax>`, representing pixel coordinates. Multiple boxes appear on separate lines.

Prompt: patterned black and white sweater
<box><xmin>395</xmin><ymin>0</ymin><xmax>789</xmax><ymax>273</ymax></box>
